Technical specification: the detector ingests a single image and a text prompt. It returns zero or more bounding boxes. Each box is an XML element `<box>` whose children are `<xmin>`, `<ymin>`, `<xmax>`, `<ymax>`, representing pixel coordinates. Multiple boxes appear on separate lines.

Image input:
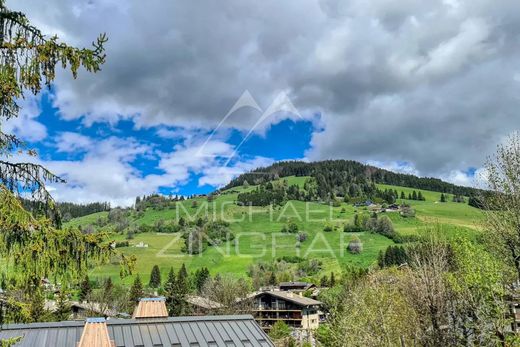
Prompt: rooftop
<box><xmin>258</xmin><ymin>291</ymin><xmax>323</xmax><ymax>307</ymax></box>
<box><xmin>0</xmin><ymin>315</ymin><xmax>274</xmax><ymax>347</ymax></box>
<box><xmin>132</xmin><ymin>297</ymin><xmax>169</xmax><ymax>319</ymax></box>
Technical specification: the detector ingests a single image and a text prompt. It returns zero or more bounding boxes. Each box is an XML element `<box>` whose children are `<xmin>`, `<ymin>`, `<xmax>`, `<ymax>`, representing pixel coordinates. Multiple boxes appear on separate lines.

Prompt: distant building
<box><xmin>279</xmin><ymin>282</ymin><xmax>316</xmax><ymax>292</ymax></box>
<box><xmin>249</xmin><ymin>291</ymin><xmax>323</xmax><ymax>330</ymax></box>
<box><xmin>0</xmin><ymin>297</ymin><xmax>273</xmax><ymax>347</ymax></box>
<box><xmin>44</xmin><ymin>300</ymin><xmax>129</xmax><ymax>320</ymax></box>
<box><xmin>186</xmin><ymin>295</ymin><xmax>223</xmax><ymax>315</ymax></box>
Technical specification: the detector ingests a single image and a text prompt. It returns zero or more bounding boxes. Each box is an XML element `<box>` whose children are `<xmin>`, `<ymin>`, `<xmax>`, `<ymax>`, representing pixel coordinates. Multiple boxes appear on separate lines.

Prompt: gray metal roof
<box><xmin>0</xmin><ymin>315</ymin><xmax>274</xmax><ymax>347</ymax></box>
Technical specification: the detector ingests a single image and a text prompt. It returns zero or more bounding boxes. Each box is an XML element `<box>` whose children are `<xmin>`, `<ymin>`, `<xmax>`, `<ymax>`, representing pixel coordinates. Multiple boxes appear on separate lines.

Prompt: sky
<box><xmin>4</xmin><ymin>0</ymin><xmax>520</xmax><ymax>206</ymax></box>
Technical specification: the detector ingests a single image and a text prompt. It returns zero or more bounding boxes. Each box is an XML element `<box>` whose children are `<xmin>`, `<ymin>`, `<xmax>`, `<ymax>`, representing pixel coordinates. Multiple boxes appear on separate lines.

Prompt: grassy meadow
<box><xmin>67</xmin><ymin>177</ymin><xmax>483</xmax><ymax>285</ymax></box>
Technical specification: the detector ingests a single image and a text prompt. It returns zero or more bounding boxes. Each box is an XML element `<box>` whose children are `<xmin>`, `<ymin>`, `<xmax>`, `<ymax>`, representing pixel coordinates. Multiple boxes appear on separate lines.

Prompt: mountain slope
<box><xmin>224</xmin><ymin>160</ymin><xmax>478</xmax><ymax>199</ymax></box>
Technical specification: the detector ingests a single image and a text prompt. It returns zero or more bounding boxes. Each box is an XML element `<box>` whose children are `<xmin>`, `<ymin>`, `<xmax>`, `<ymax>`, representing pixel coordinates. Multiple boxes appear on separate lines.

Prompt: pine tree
<box><xmin>0</xmin><ymin>0</ymin><xmax>107</xmax><ymax>205</ymax></box>
<box><xmin>408</xmin><ymin>193</ymin><xmax>412</xmax><ymax>200</ymax></box>
<box><xmin>412</xmin><ymin>191</ymin><xmax>418</xmax><ymax>200</ymax></box>
<box><xmin>179</xmin><ymin>263</ymin><xmax>188</xmax><ymax>281</ymax></box>
<box><xmin>54</xmin><ymin>290</ymin><xmax>71</xmax><ymax>321</ymax></box>
<box><xmin>164</xmin><ymin>268</ymin><xmax>176</xmax><ymax>315</ymax></box>
<box><xmin>400</xmin><ymin>191</ymin><xmax>406</xmax><ymax>199</ymax></box>
<box><xmin>440</xmin><ymin>193</ymin><xmax>446</xmax><ymax>203</ymax></box>
<box><xmin>104</xmin><ymin>277</ymin><xmax>113</xmax><ymax>295</ymax></box>
<box><xmin>417</xmin><ymin>191</ymin><xmax>425</xmax><ymax>201</ymax></box>
<box><xmin>79</xmin><ymin>275</ymin><xmax>92</xmax><ymax>302</ymax></box>
<box><xmin>29</xmin><ymin>287</ymin><xmax>46</xmax><ymax>323</ymax></box>
<box><xmin>149</xmin><ymin>265</ymin><xmax>161</xmax><ymax>288</ymax></box>
<box><xmin>194</xmin><ymin>267</ymin><xmax>210</xmax><ymax>294</ymax></box>
<box><xmin>129</xmin><ymin>275</ymin><xmax>144</xmax><ymax>306</ymax></box>
<box><xmin>170</xmin><ymin>264</ymin><xmax>191</xmax><ymax>316</ymax></box>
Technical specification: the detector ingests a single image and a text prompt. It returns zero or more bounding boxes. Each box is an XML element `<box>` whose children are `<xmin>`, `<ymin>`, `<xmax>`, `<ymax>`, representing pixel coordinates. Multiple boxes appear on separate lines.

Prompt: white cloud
<box><xmin>6</xmin><ymin>0</ymin><xmax>520</xmax><ymax>186</ymax></box>
<box><xmin>55</xmin><ymin>132</ymin><xmax>93</xmax><ymax>153</ymax></box>
<box><xmin>15</xmin><ymin>132</ymin><xmax>274</xmax><ymax>206</ymax></box>
<box><xmin>3</xmin><ymin>95</ymin><xmax>47</xmax><ymax>142</ymax></box>
<box><xmin>366</xmin><ymin>160</ymin><xmax>420</xmax><ymax>176</ymax></box>
<box><xmin>199</xmin><ymin>156</ymin><xmax>274</xmax><ymax>187</ymax></box>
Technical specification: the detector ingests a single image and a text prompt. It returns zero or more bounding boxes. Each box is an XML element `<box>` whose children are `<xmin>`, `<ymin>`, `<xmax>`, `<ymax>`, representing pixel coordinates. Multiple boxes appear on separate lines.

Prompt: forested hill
<box><xmin>224</xmin><ymin>160</ymin><xmax>479</xmax><ymax>200</ymax></box>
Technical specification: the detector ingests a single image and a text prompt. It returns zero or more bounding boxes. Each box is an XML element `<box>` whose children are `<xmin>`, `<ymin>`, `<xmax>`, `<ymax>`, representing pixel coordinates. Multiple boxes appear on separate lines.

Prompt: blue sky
<box><xmin>6</xmin><ymin>91</ymin><xmax>317</xmax><ymax>205</ymax></box>
<box><xmin>6</xmin><ymin>0</ymin><xmax>520</xmax><ymax>205</ymax></box>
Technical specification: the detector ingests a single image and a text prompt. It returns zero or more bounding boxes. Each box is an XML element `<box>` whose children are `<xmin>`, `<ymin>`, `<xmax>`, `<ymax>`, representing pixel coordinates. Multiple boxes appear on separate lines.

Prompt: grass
<box><xmin>67</xmin><ymin>177</ymin><xmax>484</xmax><ymax>284</ymax></box>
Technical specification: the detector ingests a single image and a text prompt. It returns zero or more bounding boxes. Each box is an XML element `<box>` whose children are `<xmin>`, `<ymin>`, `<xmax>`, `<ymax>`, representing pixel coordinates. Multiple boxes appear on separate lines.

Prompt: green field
<box><xmin>67</xmin><ymin>178</ymin><xmax>483</xmax><ymax>285</ymax></box>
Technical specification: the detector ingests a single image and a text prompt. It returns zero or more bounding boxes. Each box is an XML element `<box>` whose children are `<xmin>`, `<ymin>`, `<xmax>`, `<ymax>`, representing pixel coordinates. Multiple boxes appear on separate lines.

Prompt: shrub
<box><xmin>344</xmin><ymin>223</ymin><xmax>363</xmax><ymax>232</ymax></box>
<box><xmin>323</xmin><ymin>224</ymin><xmax>333</xmax><ymax>232</ymax></box>
<box><xmin>282</xmin><ymin>222</ymin><xmax>299</xmax><ymax>233</ymax></box>
<box><xmin>400</xmin><ymin>205</ymin><xmax>416</xmax><ymax>218</ymax></box>
<box><xmin>296</xmin><ymin>232</ymin><xmax>308</xmax><ymax>242</ymax></box>
<box><xmin>126</xmin><ymin>230</ymin><xmax>135</xmax><ymax>240</ymax></box>
<box><xmin>348</xmin><ymin>236</ymin><xmax>363</xmax><ymax>254</ymax></box>
<box><xmin>114</xmin><ymin>241</ymin><xmax>129</xmax><ymax>248</ymax></box>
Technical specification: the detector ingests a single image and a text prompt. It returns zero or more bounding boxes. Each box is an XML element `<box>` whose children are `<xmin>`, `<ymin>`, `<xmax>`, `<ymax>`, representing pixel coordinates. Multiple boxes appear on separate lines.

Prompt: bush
<box><xmin>296</xmin><ymin>232</ymin><xmax>308</xmax><ymax>243</ymax></box>
<box><xmin>348</xmin><ymin>236</ymin><xmax>363</xmax><ymax>254</ymax></box>
<box><xmin>114</xmin><ymin>241</ymin><xmax>129</xmax><ymax>248</ymax></box>
<box><xmin>400</xmin><ymin>205</ymin><xmax>416</xmax><ymax>218</ymax></box>
<box><xmin>323</xmin><ymin>224</ymin><xmax>333</xmax><ymax>232</ymax></box>
<box><xmin>281</xmin><ymin>221</ymin><xmax>299</xmax><ymax>233</ymax></box>
<box><xmin>126</xmin><ymin>230</ymin><xmax>135</xmax><ymax>240</ymax></box>
<box><xmin>344</xmin><ymin>223</ymin><xmax>363</xmax><ymax>232</ymax></box>
<box><xmin>277</xmin><ymin>255</ymin><xmax>304</xmax><ymax>263</ymax></box>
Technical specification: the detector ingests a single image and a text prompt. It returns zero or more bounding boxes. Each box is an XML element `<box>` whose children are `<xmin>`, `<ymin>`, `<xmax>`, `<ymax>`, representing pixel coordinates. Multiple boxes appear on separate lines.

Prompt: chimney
<box><xmin>132</xmin><ymin>297</ymin><xmax>169</xmax><ymax>319</ymax></box>
<box><xmin>78</xmin><ymin>318</ymin><xmax>114</xmax><ymax>347</ymax></box>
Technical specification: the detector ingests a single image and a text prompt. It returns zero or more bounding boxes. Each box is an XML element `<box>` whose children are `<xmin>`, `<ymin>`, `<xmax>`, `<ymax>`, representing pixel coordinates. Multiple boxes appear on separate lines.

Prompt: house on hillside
<box><xmin>0</xmin><ymin>297</ymin><xmax>273</xmax><ymax>347</ymax></box>
<box><xmin>186</xmin><ymin>295</ymin><xmax>223</xmax><ymax>315</ymax></box>
<box><xmin>279</xmin><ymin>281</ymin><xmax>316</xmax><ymax>292</ymax></box>
<box><xmin>44</xmin><ymin>300</ymin><xmax>129</xmax><ymax>320</ymax></box>
<box><xmin>248</xmin><ymin>291</ymin><xmax>323</xmax><ymax>330</ymax></box>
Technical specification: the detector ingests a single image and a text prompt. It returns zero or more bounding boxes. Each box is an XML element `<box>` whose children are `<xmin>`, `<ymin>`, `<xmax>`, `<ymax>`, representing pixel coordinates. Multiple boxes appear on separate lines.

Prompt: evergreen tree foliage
<box><xmin>54</xmin><ymin>290</ymin><xmax>71</xmax><ymax>321</ymax></box>
<box><xmin>149</xmin><ymin>265</ymin><xmax>161</xmax><ymax>288</ymax></box>
<box><xmin>170</xmin><ymin>264</ymin><xmax>190</xmax><ymax>316</ymax></box>
<box><xmin>226</xmin><ymin>160</ymin><xmax>479</xmax><ymax>201</ymax></box>
<box><xmin>129</xmin><ymin>275</ymin><xmax>144</xmax><ymax>306</ymax></box>
<box><xmin>164</xmin><ymin>267</ymin><xmax>176</xmax><ymax>315</ymax></box>
<box><xmin>194</xmin><ymin>267</ymin><xmax>210</xmax><ymax>294</ymax></box>
<box><xmin>0</xmin><ymin>0</ymin><xmax>107</xmax><ymax>205</ymax></box>
<box><xmin>440</xmin><ymin>193</ymin><xmax>446</xmax><ymax>203</ymax></box>
<box><xmin>79</xmin><ymin>275</ymin><xmax>92</xmax><ymax>302</ymax></box>
<box><xmin>28</xmin><ymin>286</ymin><xmax>46</xmax><ymax>323</ymax></box>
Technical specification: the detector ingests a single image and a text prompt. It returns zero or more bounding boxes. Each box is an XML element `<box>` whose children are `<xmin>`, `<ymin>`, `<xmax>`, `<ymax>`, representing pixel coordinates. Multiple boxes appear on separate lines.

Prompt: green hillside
<box><xmin>66</xmin><ymin>177</ymin><xmax>483</xmax><ymax>285</ymax></box>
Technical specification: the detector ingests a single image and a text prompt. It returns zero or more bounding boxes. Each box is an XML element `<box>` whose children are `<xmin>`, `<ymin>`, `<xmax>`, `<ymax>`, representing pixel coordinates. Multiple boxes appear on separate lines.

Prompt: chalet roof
<box><xmin>77</xmin><ymin>318</ymin><xmax>113</xmax><ymax>347</ymax></box>
<box><xmin>278</xmin><ymin>282</ymin><xmax>315</xmax><ymax>289</ymax></box>
<box><xmin>257</xmin><ymin>291</ymin><xmax>322</xmax><ymax>307</ymax></box>
<box><xmin>0</xmin><ymin>315</ymin><xmax>274</xmax><ymax>347</ymax></box>
<box><xmin>132</xmin><ymin>297</ymin><xmax>169</xmax><ymax>319</ymax></box>
<box><xmin>186</xmin><ymin>295</ymin><xmax>223</xmax><ymax>309</ymax></box>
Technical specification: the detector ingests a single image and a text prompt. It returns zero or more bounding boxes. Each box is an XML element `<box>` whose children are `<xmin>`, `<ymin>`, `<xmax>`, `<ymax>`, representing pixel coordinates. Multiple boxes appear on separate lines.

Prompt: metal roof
<box><xmin>0</xmin><ymin>315</ymin><xmax>274</xmax><ymax>347</ymax></box>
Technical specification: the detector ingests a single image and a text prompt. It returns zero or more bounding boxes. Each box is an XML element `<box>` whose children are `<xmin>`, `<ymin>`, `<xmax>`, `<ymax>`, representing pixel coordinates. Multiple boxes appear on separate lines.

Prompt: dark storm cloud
<box><xmin>8</xmin><ymin>0</ymin><xmax>520</xmax><ymax>178</ymax></box>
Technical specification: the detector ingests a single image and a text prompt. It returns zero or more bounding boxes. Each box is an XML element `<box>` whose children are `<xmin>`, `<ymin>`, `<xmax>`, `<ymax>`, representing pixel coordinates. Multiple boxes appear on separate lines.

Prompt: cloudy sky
<box><xmin>5</xmin><ymin>0</ymin><xmax>520</xmax><ymax>206</ymax></box>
